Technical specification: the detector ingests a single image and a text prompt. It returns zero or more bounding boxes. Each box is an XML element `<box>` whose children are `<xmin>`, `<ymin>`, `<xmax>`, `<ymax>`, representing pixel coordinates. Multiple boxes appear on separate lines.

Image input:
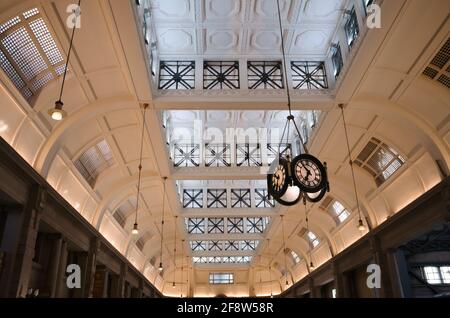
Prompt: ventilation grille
<box><xmin>423</xmin><ymin>38</ymin><xmax>450</xmax><ymax>89</ymax></box>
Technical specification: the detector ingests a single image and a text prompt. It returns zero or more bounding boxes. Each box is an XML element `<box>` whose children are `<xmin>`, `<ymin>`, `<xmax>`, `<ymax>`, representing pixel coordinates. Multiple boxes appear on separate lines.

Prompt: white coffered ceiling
<box><xmin>164</xmin><ymin>109</ymin><xmax>319</xmax><ymax>144</ymax></box>
<box><xmin>150</xmin><ymin>0</ymin><xmax>347</xmax><ymax>59</ymax></box>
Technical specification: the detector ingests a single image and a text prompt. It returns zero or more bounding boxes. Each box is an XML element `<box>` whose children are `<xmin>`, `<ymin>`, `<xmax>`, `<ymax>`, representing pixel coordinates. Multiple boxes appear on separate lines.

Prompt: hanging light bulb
<box><xmin>48</xmin><ymin>101</ymin><xmax>67</xmax><ymax>121</ymax></box>
<box><xmin>340</xmin><ymin>105</ymin><xmax>368</xmax><ymax>234</ymax></box>
<box><xmin>172</xmin><ymin>282</ymin><xmax>176</xmax><ymax>289</ymax></box>
<box><xmin>310</xmin><ymin>262</ymin><xmax>315</xmax><ymax>271</ymax></box>
<box><xmin>158</xmin><ymin>263</ymin><xmax>163</xmax><ymax>272</ymax></box>
<box><xmin>358</xmin><ymin>219</ymin><xmax>366</xmax><ymax>232</ymax></box>
<box><xmin>132</xmin><ymin>223</ymin><xmax>139</xmax><ymax>235</ymax></box>
<box><xmin>131</xmin><ymin>104</ymin><xmax>148</xmax><ymax>237</ymax></box>
<box><xmin>49</xmin><ymin>0</ymin><xmax>81</xmax><ymax>121</ymax></box>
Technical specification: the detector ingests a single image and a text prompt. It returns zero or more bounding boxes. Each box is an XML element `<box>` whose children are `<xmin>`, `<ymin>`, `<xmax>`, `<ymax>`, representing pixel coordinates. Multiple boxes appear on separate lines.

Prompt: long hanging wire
<box><xmin>339</xmin><ymin>105</ymin><xmax>366</xmax><ymax>231</ymax></box>
<box><xmin>181</xmin><ymin>239</ymin><xmax>184</xmax><ymax>297</ymax></box>
<box><xmin>159</xmin><ymin>177</ymin><xmax>167</xmax><ymax>270</ymax></box>
<box><xmin>276</xmin><ymin>0</ymin><xmax>307</xmax><ymax>154</ymax></box>
<box><xmin>276</xmin><ymin>0</ymin><xmax>292</xmax><ymax>116</ymax></box>
<box><xmin>133</xmin><ymin>104</ymin><xmax>148</xmax><ymax>231</ymax></box>
<box><xmin>58</xmin><ymin>0</ymin><xmax>81</xmax><ymax>102</ymax></box>
<box><xmin>304</xmin><ymin>198</ymin><xmax>314</xmax><ymax>270</ymax></box>
<box><xmin>281</xmin><ymin>215</ymin><xmax>289</xmax><ymax>286</ymax></box>
<box><xmin>173</xmin><ymin>216</ymin><xmax>177</xmax><ymax>287</ymax></box>
<box><xmin>186</xmin><ymin>255</ymin><xmax>190</xmax><ymax>297</ymax></box>
<box><xmin>268</xmin><ymin>239</ymin><xmax>273</xmax><ymax>298</ymax></box>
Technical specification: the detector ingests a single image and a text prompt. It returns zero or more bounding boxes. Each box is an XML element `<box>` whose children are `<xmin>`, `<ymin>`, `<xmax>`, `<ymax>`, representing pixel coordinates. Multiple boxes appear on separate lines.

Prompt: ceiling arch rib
<box><xmin>352</xmin><ymin>96</ymin><xmax>450</xmax><ymax>172</ymax></box>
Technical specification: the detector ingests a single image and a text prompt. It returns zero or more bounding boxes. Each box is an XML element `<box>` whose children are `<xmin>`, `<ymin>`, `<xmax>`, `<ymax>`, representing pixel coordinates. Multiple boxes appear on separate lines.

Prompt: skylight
<box><xmin>355</xmin><ymin>138</ymin><xmax>406</xmax><ymax>186</ymax></box>
<box><xmin>164</xmin><ymin>110</ymin><xmax>321</xmax><ymax>167</ymax></box>
<box><xmin>423</xmin><ymin>266</ymin><xmax>450</xmax><ymax>285</ymax></box>
<box><xmin>186</xmin><ymin>217</ymin><xmax>270</xmax><ymax>236</ymax></box>
<box><xmin>179</xmin><ymin>180</ymin><xmax>275</xmax><ymax>210</ymax></box>
<box><xmin>0</xmin><ymin>7</ymin><xmax>65</xmax><ymax>102</ymax></box>
<box><xmin>194</xmin><ymin>257</ymin><xmax>252</xmax><ymax>265</ymax></box>
<box><xmin>209</xmin><ymin>273</ymin><xmax>234</xmax><ymax>284</ymax></box>
<box><xmin>74</xmin><ymin>140</ymin><xmax>115</xmax><ymax>187</ymax></box>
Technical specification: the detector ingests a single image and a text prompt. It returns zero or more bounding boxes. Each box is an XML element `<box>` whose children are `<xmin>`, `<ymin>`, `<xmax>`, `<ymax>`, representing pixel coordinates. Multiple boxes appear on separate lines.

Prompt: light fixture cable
<box><xmin>58</xmin><ymin>0</ymin><xmax>81</xmax><ymax>103</ymax></box>
<box><xmin>132</xmin><ymin>104</ymin><xmax>148</xmax><ymax>234</ymax></box>
<box><xmin>281</xmin><ymin>215</ymin><xmax>289</xmax><ymax>286</ymax></box>
<box><xmin>173</xmin><ymin>215</ymin><xmax>177</xmax><ymax>288</ymax></box>
<box><xmin>50</xmin><ymin>0</ymin><xmax>81</xmax><ymax>120</ymax></box>
<box><xmin>276</xmin><ymin>0</ymin><xmax>307</xmax><ymax>154</ymax></box>
<box><xmin>159</xmin><ymin>177</ymin><xmax>167</xmax><ymax>271</ymax></box>
<box><xmin>339</xmin><ymin>104</ymin><xmax>366</xmax><ymax>232</ymax></box>
<box><xmin>181</xmin><ymin>239</ymin><xmax>185</xmax><ymax>298</ymax></box>
<box><xmin>268</xmin><ymin>238</ymin><xmax>273</xmax><ymax>298</ymax></box>
<box><xmin>304</xmin><ymin>197</ymin><xmax>314</xmax><ymax>270</ymax></box>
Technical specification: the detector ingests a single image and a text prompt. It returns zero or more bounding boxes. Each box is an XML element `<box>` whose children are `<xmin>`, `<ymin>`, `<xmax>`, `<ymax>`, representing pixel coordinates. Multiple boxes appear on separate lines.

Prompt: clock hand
<box><xmin>299</xmin><ymin>162</ymin><xmax>312</xmax><ymax>181</ymax></box>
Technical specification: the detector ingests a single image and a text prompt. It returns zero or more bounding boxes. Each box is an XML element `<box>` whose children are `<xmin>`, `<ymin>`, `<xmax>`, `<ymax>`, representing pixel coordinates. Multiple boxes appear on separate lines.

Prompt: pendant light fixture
<box><xmin>159</xmin><ymin>177</ymin><xmax>167</xmax><ymax>272</ymax></box>
<box><xmin>49</xmin><ymin>0</ymin><xmax>81</xmax><ymax>121</ymax></box>
<box><xmin>172</xmin><ymin>215</ymin><xmax>178</xmax><ymax>289</ymax></box>
<box><xmin>339</xmin><ymin>105</ymin><xmax>367</xmax><ymax>232</ymax></box>
<box><xmin>304</xmin><ymin>198</ymin><xmax>315</xmax><ymax>271</ymax></box>
<box><xmin>267</xmin><ymin>0</ymin><xmax>329</xmax><ymax>206</ymax></box>
<box><xmin>132</xmin><ymin>104</ymin><xmax>148</xmax><ymax>235</ymax></box>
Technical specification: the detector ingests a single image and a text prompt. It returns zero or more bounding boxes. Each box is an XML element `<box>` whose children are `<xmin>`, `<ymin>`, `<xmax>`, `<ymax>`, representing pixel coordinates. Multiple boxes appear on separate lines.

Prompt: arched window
<box><xmin>320</xmin><ymin>196</ymin><xmax>350</xmax><ymax>224</ymax></box>
<box><xmin>0</xmin><ymin>7</ymin><xmax>65</xmax><ymax>102</ymax></box>
<box><xmin>290</xmin><ymin>250</ymin><xmax>301</xmax><ymax>264</ymax></box>
<box><xmin>299</xmin><ymin>228</ymin><xmax>320</xmax><ymax>249</ymax></box>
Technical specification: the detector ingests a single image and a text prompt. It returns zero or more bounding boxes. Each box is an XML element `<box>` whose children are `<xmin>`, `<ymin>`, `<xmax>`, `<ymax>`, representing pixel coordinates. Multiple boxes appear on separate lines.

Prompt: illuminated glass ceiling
<box><xmin>0</xmin><ymin>7</ymin><xmax>65</xmax><ymax>102</ymax></box>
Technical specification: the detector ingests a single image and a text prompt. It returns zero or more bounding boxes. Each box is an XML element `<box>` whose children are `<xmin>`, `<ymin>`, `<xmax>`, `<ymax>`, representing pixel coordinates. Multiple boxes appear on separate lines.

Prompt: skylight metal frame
<box><xmin>247</xmin><ymin>61</ymin><xmax>284</xmax><ymax>89</ymax></box>
<box><xmin>236</xmin><ymin>143</ymin><xmax>262</xmax><ymax>167</ymax></box>
<box><xmin>74</xmin><ymin>139</ymin><xmax>115</xmax><ymax>187</ymax></box>
<box><xmin>0</xmin><ymin>7</ymin><xmax>65</xmax><ymax>102</ymax></box>
<box><xmin>291</xmin><ymin>61</ymin><xmax>328</xmax><ymax>90</ymax></box>
<box><xmin>203</xmin><ymin>61</ymin><xmax>240</xmax><ymax>90</ymax></box>
<box><xmin>158</xmin><ymin>60</ymin><xmax>195</xmax><ymax>90</ymax></box>
<box><xmin>230</xmin><ymin>189</ymin><xmax>251</xmax><ymax>208</ymax></box>
<box><xmin>355</xmin><ymin>137</ymin><xmax>406</xmax><ymax>187</ymax></box>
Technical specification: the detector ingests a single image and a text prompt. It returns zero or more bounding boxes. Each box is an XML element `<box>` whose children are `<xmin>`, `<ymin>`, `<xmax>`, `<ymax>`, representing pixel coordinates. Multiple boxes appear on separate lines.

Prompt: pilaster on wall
<box><xmin>82</xmin><ymin>237</ymin><xmax>100</xmax><ymax>298</ymax></box>
<box><xmin>0</xmin><ymin>185</ymin><xmax>45</xmax><ymax>298</ymax></box>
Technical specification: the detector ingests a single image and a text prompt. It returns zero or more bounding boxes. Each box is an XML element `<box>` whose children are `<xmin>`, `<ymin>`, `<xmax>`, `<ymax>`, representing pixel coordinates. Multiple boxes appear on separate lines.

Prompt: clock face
<box><xmin>267</xmin><ymin>158</ymin><xmax>289</xmax><ymax>199</ymax></box>
<box><xmin>292</xmin><ymin>154</ymin><xmax>326</xmax><ymax>193</ymax></box>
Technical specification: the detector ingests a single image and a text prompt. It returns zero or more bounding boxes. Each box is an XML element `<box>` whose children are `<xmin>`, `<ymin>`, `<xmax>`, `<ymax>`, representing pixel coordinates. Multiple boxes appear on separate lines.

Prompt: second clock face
<box><xmin>267</xmin><ymin>158</ymin><xmax>289</xmax><ymax>199</ymax></box>
<box><xmin>292</xmin><ymin>154</ymin><xmax>326</xmax><ymax>193</ymax></box>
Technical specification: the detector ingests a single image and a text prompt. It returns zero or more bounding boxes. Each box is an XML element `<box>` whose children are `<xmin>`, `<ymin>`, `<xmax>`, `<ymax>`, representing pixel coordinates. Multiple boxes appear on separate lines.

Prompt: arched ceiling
<box><xmin>0</xmin><ymin>0</ymin><xmax>449</xmax><ymax>297</ymax></box>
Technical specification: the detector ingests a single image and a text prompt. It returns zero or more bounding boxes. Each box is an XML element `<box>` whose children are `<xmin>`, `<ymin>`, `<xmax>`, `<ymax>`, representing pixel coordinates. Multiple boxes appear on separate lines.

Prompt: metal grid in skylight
<box><xmin>0</xmin><ymin>7</ymin><xmax>65</xmax><ymax>103</ymax></box>
<box><xmin>423</xmin><ymin>38</ymin><xmax>450</xmax><ymax>90</ymax></box>
<box><xmin>355</xmin><ymin>138</ymin><xmax>406</xmax><ymax>186</ymax></box>
<box><xmin>74</xmin><ymin>140</ymin><xmax>115</xmax><ymax>187</ymax></box>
